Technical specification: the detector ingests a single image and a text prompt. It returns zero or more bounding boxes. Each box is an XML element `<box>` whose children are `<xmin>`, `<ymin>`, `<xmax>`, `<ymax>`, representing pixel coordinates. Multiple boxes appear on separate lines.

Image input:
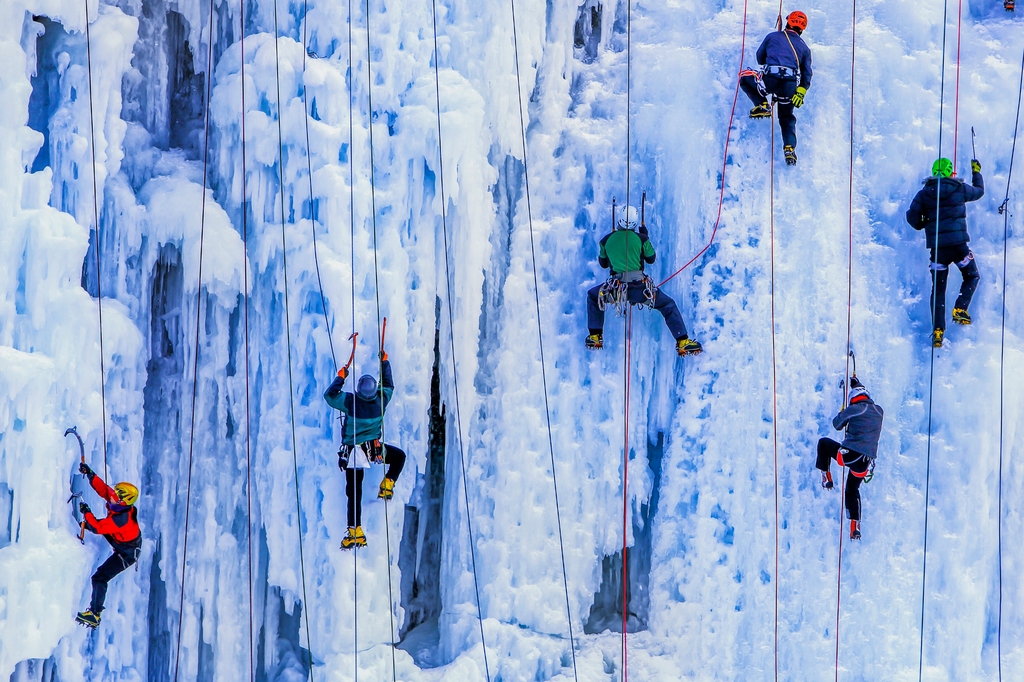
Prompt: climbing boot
<box><xmin>952</xmin><ymin>308</ymin><xmax>971</xmax><ymax>325</ymax></box>
<box><xmin>784</xmin><ymin>145</ymin><xmax>797</xmax><ymax>166</ymax></box>
<box><xmin>378</xmin><ymin>477</ymin><xmax>395</xmax><ymax>500</ymax></box>
<box><xmin>749</xmin><ymin>102</ymin><xmax>772</xmax><ymax>119</ymax></box>
<box><xmin>585</xmin><ymin>332</ymin><xmax>604</xmax><ymax>350</ymax></box>
<box><xmin>932</xmin><ymin>328</ymin><xmax>944</xmax><ymax>348</ymax></box>
<box><xmin>676</xmin><ymin>337</ymin><xmax>703</xmax><ymax>357</ymax></box>
<box><xmin>821</xmin><ymin>471</ymin><xmax>834</xmax><ymax>490</ymax></box>
<box><xmin>75</xmin><ymin>610</ymin><xmax>101</xmax><ymax>629</ymax></box>
<box><xmin>341</xmin><ymin>526</ymin><xmax>367</xmax><ymax>550</ymax></box>
<box><xmin>850</xmin><ymin>520</ymin><xmax>861</xmax><ymax>541</ymax></box>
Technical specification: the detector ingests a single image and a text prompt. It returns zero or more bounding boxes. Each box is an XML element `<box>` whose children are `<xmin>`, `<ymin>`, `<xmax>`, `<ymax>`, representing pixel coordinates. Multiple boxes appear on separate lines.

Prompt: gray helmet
<box><xmin>356</xmin><ymin>375</ymin><xmax>378</xmax><ymax>400</ymax></box>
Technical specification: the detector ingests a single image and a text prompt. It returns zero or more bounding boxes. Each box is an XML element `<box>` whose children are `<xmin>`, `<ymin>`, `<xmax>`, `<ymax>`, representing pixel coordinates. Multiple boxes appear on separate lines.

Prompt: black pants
<box><xmin>586</xmin><ymin>281</ymin><xmax>689</xmax><ymax>340</ymax></box>
<box><xmin>343</xmin><ymin>444</ymin><xmax>406</xmax><ymax>528</ymax></box>
<box><xmin>90</xmin><ymin>551</ymin><xmax>137</xmax><ymax>613</ymax></box>
<box><xmin>929</xmin><ymin>243</ymin><xmax>980</xmax><ymax>331</ymax></box>
<box><xmin>740</xmin><ymin>73</ymin><xmax>798</xmax><ymax>149</ymax></box>
<box><xmin>816</xmin><ymin>438</ymin><xmax>869</xmax><ymax>521</ymax></box>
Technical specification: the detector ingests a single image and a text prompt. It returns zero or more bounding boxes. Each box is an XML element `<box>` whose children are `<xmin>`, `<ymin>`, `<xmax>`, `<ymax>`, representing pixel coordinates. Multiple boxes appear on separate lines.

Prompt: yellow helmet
<box><xmin>114</xmin><ymin>482</ymin><xmax>139</xmax><ymax>506</ymax></box>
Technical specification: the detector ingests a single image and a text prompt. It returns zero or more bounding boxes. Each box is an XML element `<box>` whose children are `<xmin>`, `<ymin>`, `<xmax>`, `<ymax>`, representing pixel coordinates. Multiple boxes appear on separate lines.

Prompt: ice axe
<box><xmin>640</xmin><ymin>190</ymin><xmax>647</xmax><ymax>229</ymax></box>
<box><xmin>380</xmin><ymin>317</ymin><xmax>388</xmax><ymax>359</ymax></box>
<box><xmin>611</xmin><ymin>198</ymin><xmax>618</xmax><ymax>230</ymax></box>
<box><xmin>64</xmin><ymin>426</ymin><xmax>87</xmax><ymax>544</ymax></box>
<box><xmin>971</xmin><ymin>126</ymin><xmax>977</xmax><ymax>164</ymax></box>
<box><xmin>342</xmin><ymin>332</ymin><xmax>358</xmax><ymax>377</ymax></box>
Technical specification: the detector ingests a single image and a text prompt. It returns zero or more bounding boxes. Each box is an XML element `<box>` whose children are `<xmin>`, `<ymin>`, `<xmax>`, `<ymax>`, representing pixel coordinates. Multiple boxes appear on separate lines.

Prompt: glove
<box><xmin>792</xmin><ymin>86</ymin><xmax>807</xmax><ymax>108</ymax></box>
<box><xmin>337</xmin><ymin>367</ymin><xmax>349</xmax><ymax>380</ymax></box>
<box><xmin>379</xmin><ymin>351</ymin><xmax>389</xmax><ymax>362</ymax></box>
<box><xmin>821</xmin><ymin>471</ymin><xmax>834</xmax><ymax>490</ymax></box>
<box><xmin>79</xmin><ymin>502</ymin><xmax>92</xmax><ymax>515</ymax></box>
<box><xmin>971</xmin><ymin>159</ymin><xmax>981</xmax><ymax>173</ymax></box>
<box><xmin>79</xmin><ymin>462</ymin><xmax>94</xmax><ymax>477</ymax></box>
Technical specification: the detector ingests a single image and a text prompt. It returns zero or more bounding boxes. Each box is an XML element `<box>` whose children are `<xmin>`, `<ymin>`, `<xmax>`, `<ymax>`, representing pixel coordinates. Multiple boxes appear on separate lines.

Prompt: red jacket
<box><xmin>84</xmin><ymin>475</ymin><xmax>141</xmax><ymax>552</ymax></box>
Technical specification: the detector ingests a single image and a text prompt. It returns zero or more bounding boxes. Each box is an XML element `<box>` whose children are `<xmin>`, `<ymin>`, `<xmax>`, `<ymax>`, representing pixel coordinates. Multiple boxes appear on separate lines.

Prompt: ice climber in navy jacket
<box><xmin>740</xmin><ymin>10</ymin><xmax>813</xmax><ymax>166</ymax></box>
<box><xmin>905</xmin><ymin>157</ymin><xmax>985</xmax><ymax>347</ymax></box>
<box><xmin>816</xmin><ymin>377</ymin><xmax>883</xmax><ymax>541</ymax></box>
<box><xmin>324</xmin><ymin>351</ymin><xmax>407</xmax><ymax>550</ymax></box>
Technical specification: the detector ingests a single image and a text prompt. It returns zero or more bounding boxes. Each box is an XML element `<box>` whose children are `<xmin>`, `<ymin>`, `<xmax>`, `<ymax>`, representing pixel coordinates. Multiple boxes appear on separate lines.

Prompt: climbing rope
<box><xmin>952</xmin><ymin>0</ymin><xmax>963</xmax><ymax>174</ymax></box>
<box><xmin>301</xmin><ymin>0</ymin><xmax>338</xmax><ymax>370</ymax></box>
<box><xmin>919</xmin><ymin>0</ymin><xmax>956</xmax><ymax>676</ymax></box>
<box><xmin>768</xmin><ymin>108</ymin><xmax>779</xmax><ymax>682</ymax></box>
<box><xmin>346</xmin><ymin>0</ymin><xmax>360</xmax><ymax>672</ymax></box>
<box><xmin>240</xmin><ymin>9</ymin><xmax>257</xmax><ymax>682</ymax></box>
<box><xmin>82</xmin><ymin>0</ymin><xmax>109</xmax><ymax>482</ymax></box>
<box><xmin>505</xmin><ymin>0</ymin><xmax>579</xmax><ymax>676</ymax></box>
<box><xmin>996</xmin><ymin>41</ymin><xmax>1024</xmax><ymax>682</ymax></box>
<box><xmin>428</xmin><ymin>3</ymin><xmax>491</xmax><ymax>678</ymax></box>
<box><xmin>834</xmin><ymin>1</ymin><xmax>858</xmax><ymax>678</ymax></box>
<box><xmin>169</xmin><ymin>0</ymin><xmax>220</xmax><ymax>677</ymax></box>
<box><xmin>621</xmin><ymin>308</ymin><xmax>633</xmax><ymax>679</ymax></box>
<box><xmin>269</xmin><ymin>2</ymin><xmax>317</xmax><ymax>679</ymax></box>
<box><xmin>657</xmin><ymin>0</ymin><xmax>749</xmax><ymax>288</ymax></box>
<box><xmin>359</xmin><ymin>0</ymin><xmax>399</xmax><ymax>676</ymax></box>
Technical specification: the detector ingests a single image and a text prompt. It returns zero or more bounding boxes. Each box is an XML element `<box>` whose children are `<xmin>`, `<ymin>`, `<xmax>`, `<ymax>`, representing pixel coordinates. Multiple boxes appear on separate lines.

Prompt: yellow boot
<box><xmin>341</xmin><ymin>526</ymin><xmax>367</xmax><ymax>550</ymax></box>
<box><xmin>378</xmin><ymin>477</ymin><xmax>395</xmax><ymax>500</ymax></box>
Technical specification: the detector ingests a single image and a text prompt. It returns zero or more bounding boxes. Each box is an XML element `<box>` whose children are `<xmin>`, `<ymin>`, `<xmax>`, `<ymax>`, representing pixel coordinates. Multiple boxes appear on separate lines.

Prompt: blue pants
<box><xmin>740</xmin><ymin>72</ymin><xmax>798</xmax><ymax>149</ymax></box>
<box><xmin>587</xmin><ymin>282</ymin><xmax>689</xmax><ymax>340</ymax></box>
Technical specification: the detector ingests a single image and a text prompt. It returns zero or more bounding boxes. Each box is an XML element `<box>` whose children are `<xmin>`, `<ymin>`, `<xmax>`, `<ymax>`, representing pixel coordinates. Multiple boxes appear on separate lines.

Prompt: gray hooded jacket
<box><xmin>832</xmin><ymin>399</ymin><xmax>884</xmax><ymax>459</ymax></box>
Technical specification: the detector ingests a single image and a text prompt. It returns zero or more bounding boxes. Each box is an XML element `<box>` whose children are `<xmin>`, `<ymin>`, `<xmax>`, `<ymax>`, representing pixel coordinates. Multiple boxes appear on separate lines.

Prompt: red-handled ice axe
<box><xmin>380</xmin><ymin>317</ymin><xmax>388</xmax><ymax>361</ymax></box>
<box><xmin>341</xmin><ymin>332</ymin><xmax>358</xmax><ymax>376</ymax></box>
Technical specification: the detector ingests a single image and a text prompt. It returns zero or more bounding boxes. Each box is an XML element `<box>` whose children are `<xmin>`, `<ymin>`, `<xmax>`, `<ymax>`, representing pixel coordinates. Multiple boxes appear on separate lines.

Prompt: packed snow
<box><xmin>0</xmin><ymin>0</ymin><xmax>1021</xmax><ymax>680</ymax></box>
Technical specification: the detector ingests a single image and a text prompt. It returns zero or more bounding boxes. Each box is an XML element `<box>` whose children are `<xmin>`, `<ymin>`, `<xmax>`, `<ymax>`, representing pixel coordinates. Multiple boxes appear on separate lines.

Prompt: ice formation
<box><xmin>0</xmin><ymin>0</ymin><xmax>1022</xmax><ymax>679</ymax></box>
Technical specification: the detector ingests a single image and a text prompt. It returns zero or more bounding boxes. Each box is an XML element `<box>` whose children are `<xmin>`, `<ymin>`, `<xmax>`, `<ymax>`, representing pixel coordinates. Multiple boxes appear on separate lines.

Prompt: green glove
<box><xmin>792</xmin><ymin>86</ymin><xmax>807</xmax><ymax>108</ymax></box>
<box><xmin>971</xmin><ymin>159</ymin><xmax>981</xmax><ymax>173</ymax></box>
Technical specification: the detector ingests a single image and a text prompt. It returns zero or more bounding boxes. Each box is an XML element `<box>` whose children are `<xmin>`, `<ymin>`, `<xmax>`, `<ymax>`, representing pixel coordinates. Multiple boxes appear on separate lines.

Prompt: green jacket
<box><xmin>598</xmin><ymin>228</ymin><xmax>656</xmax><ymax>275</ymax></box>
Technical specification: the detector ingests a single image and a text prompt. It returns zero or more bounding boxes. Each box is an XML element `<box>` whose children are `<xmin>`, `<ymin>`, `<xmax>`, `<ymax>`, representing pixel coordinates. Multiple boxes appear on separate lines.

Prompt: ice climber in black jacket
<box><xmin>816</xmin><ymin>377</ymin><xmax>884</xmax><ymax>540</ymax></box>
<box><xmin>906</xmin><ymin>157</ymin><xmax>984</xmax><ymax>347</ymax></box>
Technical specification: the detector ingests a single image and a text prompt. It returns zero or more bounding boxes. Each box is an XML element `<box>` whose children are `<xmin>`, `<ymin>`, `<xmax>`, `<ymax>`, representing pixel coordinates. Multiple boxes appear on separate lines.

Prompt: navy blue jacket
<box><xmin>756</xmin><ymin>30</ymin><xmax>813</xmax><ymax>89</ymax></box>
<box><xmin>906</xmin><ymin>171</ymin><xmax>985</xmax><ymax>248</ymax></box>
<box><xmin>832</xmin><ymin>398</ymin><xmax>884</xmax><ymax>460</ymax></box>
<box><xmin>324</xmin><ymin>360</ymin><xmax>394</xmax><ymax>445</ymax></box>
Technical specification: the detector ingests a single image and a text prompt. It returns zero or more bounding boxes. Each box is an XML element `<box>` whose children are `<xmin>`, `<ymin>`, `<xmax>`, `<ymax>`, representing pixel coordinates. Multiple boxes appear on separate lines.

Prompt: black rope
<box><xmin>996</xmin><ymin>41</ymin><xmax>1024</xmax><ymax>682</ymax></box>
<box><xmin>82</xmin><ymin>0</ymin><xmax>109</xmax><ymax>482</ymax></box>
<box><xmin>359</xmin><ymin>1</ymin><xmax>399</xmax><ymax>677</ymax></box>
<box><xmin>171</xmin><ymin>0</ymin><xmax>218</xmax><ymax>676</ymax></box>
<box><xmin>239</xmin><ymin>0</ymin><xmax>256</xmax><ymax>675</ymax></box>
<box><xmin>427</xmin><ymin>4</ymin><xmax>491</xmax><ymax>679</ymax></box>
<box><xmin>300</xmin><ymin>0</ymin><xmax>338</xmax><ymax>370</ymax></box>
<box><xmin>506</xmin><ymin>0</ymin><xmax>578</xmax><ymax>677</ymax></box>
<box><xmin>270</xmin><ymin>2</ymin><xmax>318</xmax><ymax>679</ymax></box>
<box><xmin>346</xmin><ymin>0</ymin><xmax>360</xmax><ymax>672</ymax></box>
<box><xmin>625</xmin><ymin>0</ymin><xmax>632</xmax><ymax>210</ymax></box>
<box><xmin>919</xmin><ymin>0</ymin><xmax>953</xmax><ymax>677</ymax></box>
<box><xmin>239</xmin><ymin>6</ymin><xmax>257</xmax><ymax>682</ymax></box>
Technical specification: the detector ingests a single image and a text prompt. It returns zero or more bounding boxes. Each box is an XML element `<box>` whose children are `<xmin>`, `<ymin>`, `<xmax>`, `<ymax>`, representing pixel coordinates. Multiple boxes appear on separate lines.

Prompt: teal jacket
<box><xmin>324</xmin><ymin>360</ymin><xmax>394</xmax><ymax>445</ymax></box>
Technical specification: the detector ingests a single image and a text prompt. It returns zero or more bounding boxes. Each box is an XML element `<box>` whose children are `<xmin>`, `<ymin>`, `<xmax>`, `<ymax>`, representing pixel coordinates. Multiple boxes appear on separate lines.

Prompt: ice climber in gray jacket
<box><xmin>816</xmin><ymin>376</ymin><xmax>884</xmax><ymax>540</ymax></box>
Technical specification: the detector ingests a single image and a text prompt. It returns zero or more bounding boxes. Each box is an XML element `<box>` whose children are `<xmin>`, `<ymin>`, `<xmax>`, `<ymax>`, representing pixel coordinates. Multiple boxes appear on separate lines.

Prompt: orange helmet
<box><xmin>786</xmin><ymin>11</ymin><xmax>808</xmax><ymax>31</ymax></box>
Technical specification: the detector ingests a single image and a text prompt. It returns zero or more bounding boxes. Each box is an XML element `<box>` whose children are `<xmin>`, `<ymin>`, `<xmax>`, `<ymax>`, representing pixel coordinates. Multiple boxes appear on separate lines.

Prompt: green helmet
<box><xmin>932</xmin><ymin>157</ymin><xmax>954</xmax><ymax>178</ymax></box>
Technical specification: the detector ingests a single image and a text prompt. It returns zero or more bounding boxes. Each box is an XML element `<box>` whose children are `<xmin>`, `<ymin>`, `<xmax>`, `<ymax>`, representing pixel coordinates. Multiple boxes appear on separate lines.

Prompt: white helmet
<box><xmin>617</xmin><ymin>205</ymin><xmax>639</xmax><ymax>230</ymax></box>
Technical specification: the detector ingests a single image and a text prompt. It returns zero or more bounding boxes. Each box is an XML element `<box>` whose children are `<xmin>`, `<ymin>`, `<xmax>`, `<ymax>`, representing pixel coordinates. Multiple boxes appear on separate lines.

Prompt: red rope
<box><xmin>658</xmin><ymin>0</ymin><xmax>750</xmax><ymax>288</ymax></box>
<box><xmin>952</xmin><ymin>0</ymin><xmax>963</xmax><ymax>174</ymax></box>
<box><xmin>769</xmin><ymin>107</ymin><xmax>779</xmax><ymax>682</ymax></box>
<box><xmin>621</xmin><ymin>306</ymin><xmax>633</xmax><ymax>679</ymax></box>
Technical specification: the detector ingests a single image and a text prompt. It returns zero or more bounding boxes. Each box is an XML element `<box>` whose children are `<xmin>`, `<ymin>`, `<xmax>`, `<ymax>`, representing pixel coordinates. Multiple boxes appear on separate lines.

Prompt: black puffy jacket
<box><xmin>905</xmin><ymin>171</ymin><xmax>984</xmax><ymax>248</ymax></box>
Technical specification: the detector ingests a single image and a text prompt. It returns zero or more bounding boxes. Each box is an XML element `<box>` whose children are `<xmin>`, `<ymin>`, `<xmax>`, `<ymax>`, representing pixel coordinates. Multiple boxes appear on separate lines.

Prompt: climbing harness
<box><xmin>597</xmin><ymin>274</ymin><xmax>656</xmax><ymax>316</ymax></box>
